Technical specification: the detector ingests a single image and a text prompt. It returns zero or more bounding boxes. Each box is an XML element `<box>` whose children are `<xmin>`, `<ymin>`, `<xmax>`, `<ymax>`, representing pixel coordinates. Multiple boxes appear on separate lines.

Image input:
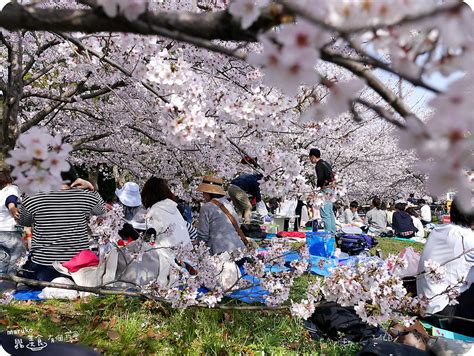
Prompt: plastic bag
<box><xmin>256</xmin><ymin>201</ymin><xmax>268</xmax><ymax>216</ymax></box>
<box><xmin>38</xmin><ymin>277</ymin><xmax>79</xmax><ymax>300</ymax></box>
<box><xmin>306</xmin><ymin>232</ymin><xmax>335</xmax><ymax>258</ymax></box>
<box><xmin>394</xmin><ymin>247</ymin><xmax>420</xmax><ymax>278</ymax></box>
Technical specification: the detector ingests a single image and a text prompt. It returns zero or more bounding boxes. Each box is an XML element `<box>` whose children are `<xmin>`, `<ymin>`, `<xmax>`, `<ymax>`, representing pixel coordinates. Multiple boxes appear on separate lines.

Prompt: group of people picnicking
<box><xmin>0</xmin><ymin>147</ymin><xmax>473</xmax><ymax>337</ymax></box>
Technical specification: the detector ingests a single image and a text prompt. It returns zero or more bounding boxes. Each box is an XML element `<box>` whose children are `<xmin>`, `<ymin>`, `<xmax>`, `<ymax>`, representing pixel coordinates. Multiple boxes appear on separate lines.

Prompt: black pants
<box><xmin>21</xmin><ymin>259</ymin><xmax>63</xmax><ymax>289</ymax></box>
<box><xmin>428</xmin><ymin>284</ymin><xmax>474</xmax><ymax>336</ymax></box>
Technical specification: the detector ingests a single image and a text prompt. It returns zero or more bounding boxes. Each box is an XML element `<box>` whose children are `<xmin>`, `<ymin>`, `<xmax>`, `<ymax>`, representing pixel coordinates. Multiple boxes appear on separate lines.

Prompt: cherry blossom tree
<box><xmin>1</xmin><ymin>0</ymin><xmax>471</xmax><ymax>206</ymax></box>
<box><xmin>0</xmin><ymin>0</ymin><xmax>473</xmax><ymax>327</ymax></box>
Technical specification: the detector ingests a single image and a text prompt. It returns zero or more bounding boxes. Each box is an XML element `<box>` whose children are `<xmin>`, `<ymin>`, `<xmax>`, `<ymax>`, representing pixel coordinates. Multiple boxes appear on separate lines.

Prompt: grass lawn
<box><xmin>0</xmin><ymin>238</ymin><xmax>421</xmax><ymax>355</ymax></box>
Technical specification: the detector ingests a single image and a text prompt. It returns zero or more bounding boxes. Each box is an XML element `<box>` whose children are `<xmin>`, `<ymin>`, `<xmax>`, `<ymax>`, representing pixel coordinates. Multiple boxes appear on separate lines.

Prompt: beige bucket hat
<box><xmin>196</xmin><ymin>175</ymin><xmax>226</xmax><ymax>196</ymax></box>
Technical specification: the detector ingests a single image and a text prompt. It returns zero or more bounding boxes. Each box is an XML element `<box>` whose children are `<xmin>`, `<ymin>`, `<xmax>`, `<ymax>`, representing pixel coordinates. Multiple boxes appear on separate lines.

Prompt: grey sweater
<box><xmin>365</xmin><ymin>208</ymin><xmax>388</xmax><ymax>230</ymax></box>
<box><xmin>197</xmin><ymin>198</ymin><xmax>246</xmax><ymax>255</ymax></box>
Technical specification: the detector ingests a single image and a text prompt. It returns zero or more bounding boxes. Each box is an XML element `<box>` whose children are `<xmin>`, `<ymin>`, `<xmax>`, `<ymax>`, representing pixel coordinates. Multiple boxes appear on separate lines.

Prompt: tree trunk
<box><xmin>0</xmin><ymin>32</ymin><xmax>23</xmax><ymax>170</ymax></box>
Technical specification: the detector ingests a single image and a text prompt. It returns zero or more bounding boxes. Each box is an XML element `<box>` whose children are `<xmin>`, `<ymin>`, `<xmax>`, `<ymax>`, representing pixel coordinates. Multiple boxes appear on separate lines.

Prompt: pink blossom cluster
<box><xmin>5</xmin><ymin>127</ymin><xmax>72</xmax><ymax>195</ymax></box>
<box><xmin>97</xmin><ymin>0</ymin><xmax>147</xmax><ymax>21</ymax></box>
<box><xmin>89</xmin><ymin>204</ymin><xmax>124</xmax><ymax>245</ymax></box>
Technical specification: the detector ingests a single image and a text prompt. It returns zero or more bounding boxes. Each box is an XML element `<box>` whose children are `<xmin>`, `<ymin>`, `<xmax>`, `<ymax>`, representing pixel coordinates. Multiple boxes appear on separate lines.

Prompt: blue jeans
<box><xmin>320</xmin><ymin>201</ymin><xmax>336</xmax><ymax>233</ymax></box>
<box><xmin>0</xmin><ymin>231</ymin><xmax>25</xmax><ymax>291</ymax></box>
<box><xmin>0</xmin><ymin>231</ymin><xmax>25</xmax><ymax>275</ymax></box>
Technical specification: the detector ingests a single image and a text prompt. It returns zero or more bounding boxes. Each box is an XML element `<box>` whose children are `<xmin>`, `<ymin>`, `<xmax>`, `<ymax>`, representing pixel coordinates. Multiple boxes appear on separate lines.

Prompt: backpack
<box><xmin>240</xmin><ymin>223</ymin><xmax>267</xmax><ymax>240</ymax></box>
<box><xmin>336</xmin><ymin>234</ymin><xmax>377</xmax><ymax>256</ymax></box>
<box><xmin>303</xmin><ymin>302</ymin><xmax>385</xmax><ymax>343</ymax></box>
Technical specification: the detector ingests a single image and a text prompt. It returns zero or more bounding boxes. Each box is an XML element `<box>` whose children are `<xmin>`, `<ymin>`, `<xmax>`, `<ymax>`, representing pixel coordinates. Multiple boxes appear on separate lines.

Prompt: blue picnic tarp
<box><xmin>13</xmin><ymin>290</ymin><xmax>43</xmax><ymax>301</ymax></box>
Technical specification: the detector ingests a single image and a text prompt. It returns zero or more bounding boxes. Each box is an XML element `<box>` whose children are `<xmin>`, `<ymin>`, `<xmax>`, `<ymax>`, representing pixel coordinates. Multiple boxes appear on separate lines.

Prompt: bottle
<box><xmin>312</xmin><ymin>219</ymin><xmax>319</xmax><ymax>232</ymax></box>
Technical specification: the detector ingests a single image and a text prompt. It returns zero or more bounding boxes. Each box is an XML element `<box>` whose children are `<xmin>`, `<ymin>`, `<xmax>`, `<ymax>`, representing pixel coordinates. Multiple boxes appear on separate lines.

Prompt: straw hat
<box><xmin>196</xmin><ymin>175</ymin><xmax>226</xmax><ymax>196</ymax></box>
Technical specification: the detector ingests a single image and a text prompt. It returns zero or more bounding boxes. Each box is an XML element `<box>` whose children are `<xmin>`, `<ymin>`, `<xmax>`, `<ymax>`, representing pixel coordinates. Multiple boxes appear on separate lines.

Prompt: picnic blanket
<box><xmin>421</xmin><ymin>321</ymin><xmax>474</xmax><ymax>342</ymax></box>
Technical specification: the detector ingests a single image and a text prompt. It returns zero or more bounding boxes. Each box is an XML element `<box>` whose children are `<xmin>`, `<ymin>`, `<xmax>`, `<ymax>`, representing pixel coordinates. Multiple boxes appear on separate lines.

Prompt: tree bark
<box><xmin>0</xmin><ymin>3</ymin><xmax>277</xmax><ymax>41</ymax></box>
<box><xmin>0</xmin><ymin>32</ymin><xmax>23</xmax><ymax>168</ymax></box>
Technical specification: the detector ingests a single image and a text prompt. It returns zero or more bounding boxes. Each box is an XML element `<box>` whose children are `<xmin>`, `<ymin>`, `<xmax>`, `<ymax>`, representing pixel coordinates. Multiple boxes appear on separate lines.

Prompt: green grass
<box><xmin>373</xmin><ymin>237</ymin><xmax>424</xmax><ymax>256</ymax></box>
<box><xmin>0</xmin><ymin>237</ymin><xmax>418</xmax><ymax>355</ymax></box>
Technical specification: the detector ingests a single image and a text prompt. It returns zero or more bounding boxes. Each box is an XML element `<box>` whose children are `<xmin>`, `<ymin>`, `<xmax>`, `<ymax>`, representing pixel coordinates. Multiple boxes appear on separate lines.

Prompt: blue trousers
<box><xmin>320</xmin><ymin>201</ymin><xmax>336</xmax><ymax>233</ymax></box>
<box><xmin>0</xmin><ymin>231</ymin><xmax>25</xmax><ymax>275</ymax></box>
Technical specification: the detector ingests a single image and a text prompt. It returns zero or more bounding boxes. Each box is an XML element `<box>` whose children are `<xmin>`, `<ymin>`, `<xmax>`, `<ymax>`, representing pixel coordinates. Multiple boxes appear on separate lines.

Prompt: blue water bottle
<box><xmin>312</xmin><ymin>219</ymin><xmax>318</xmax><ymax>232</ymax></box>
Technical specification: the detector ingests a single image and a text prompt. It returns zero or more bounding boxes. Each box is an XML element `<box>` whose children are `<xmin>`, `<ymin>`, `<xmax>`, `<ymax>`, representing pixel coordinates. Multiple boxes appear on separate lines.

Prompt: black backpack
<box><xmin>303</xmin><ymin>302</ymin><xmax>385</xmax><ymax>343</ymax></box>
<box><xmin>336</xmin><ymin>234</ymin><xmax>378</xmax><ymax>256</ymax></box>
<box><xmin>240</xmin><ymin>223</ymin><xmax>267</xmax><ymax>240</ymax></box>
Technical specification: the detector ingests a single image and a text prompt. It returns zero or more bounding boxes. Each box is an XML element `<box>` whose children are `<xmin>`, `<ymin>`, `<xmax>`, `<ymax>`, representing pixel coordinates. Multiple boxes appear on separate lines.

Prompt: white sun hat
<box><xmin>115</xmin><ymin>182</ymin><xmax>142</xmax><ymax>207</ymax></box>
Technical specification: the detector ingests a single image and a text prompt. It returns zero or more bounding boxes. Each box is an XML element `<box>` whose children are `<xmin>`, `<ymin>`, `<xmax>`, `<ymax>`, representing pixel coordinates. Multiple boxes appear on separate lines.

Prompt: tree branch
<box><xmin>0</xmin><ymin>274</ymin><xmax>289</xmax><ymax>311</ymax></box>
<box><xmin>70</xmin><ymin>132</ymin><xmax>112</xmax><ymax>150</ymax></box>
<box><xmin>22</xmin><ymin>39</ymin><xmax>62</xmax><ymax>78</ymax></box>
<box><xmin>0</xmin><ymin>2</ymin><xmax>277</xmax><ymax>41</ymax></box>
<box><xmin>320</xmin><ymin>49</ymin><xmax>416</xmax><ymax>121</ymax></box>
<box><xmin>55</xmin><ymin>32</ymin><xmax>169</xmax><ymax>103</ymax></box>
<box><xmin>20</xmin><ymin>75</ymin><xmax>91</xmax><ymax>133</ymax></box>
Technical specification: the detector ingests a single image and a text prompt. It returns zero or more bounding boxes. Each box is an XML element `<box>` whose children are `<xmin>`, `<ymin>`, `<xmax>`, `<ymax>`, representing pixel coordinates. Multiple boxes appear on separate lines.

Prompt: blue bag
<box><xmin>306</xmin><ymin>232</ymin><xmax>336</xmax><ymax>258</ymax></box>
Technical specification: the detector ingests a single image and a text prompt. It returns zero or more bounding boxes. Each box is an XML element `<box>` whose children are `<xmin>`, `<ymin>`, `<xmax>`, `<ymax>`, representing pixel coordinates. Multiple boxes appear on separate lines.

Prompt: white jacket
<box><xmin>146</xmin><ymin>198</ymin><xmax>191</xmax><ymax>257</ymax></box>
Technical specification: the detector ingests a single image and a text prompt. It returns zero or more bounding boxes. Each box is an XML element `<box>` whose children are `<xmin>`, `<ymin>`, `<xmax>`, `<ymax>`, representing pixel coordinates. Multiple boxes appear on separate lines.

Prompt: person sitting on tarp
<box><xmin>228</xmin><ymin>173</ymin><xmax>264</xmax><ymax>224</ymax></box>
<box><xmin>392</xmin><ymin>201</ymin><xmax>418</xmax><ymax>238</ymax></box>
<box><xmin>365</xmin><ymin>197</ymin><xmax>388</xmax><ymax>233</ymax></box>
<box><xmin>406</xmin><ymin>207</ymin><xmax>425</xmax><ymax>240</ymax></box>
<box><xmin>18</xmin><ymin>166</ymin><xmax>105</xmax><ymax>283</ymax></box>
<box><xmin>417</xmin><ymin>198</ymin><xmax>474</xmax><ymax>336</ymax></box>
<box><xmin>0</xmin><ymin>169</ymin><xmax>26</xmax><ymax>291</ymax></box>
<box><xmin>196</xmin><ymin>176</ymin><xmax>246</xmax><ymax>255</ymax></box>
<box><xmin>341</xmin><ymin>201</ymin><xmax>363</xmax><ymax>227</ymax></box>
<box><xmin>115</xmin><ymin>181</ymin><xmax>147</xmax><ymax>241</ymax></box>
<box><xmin>419</xmin><ymin>199</ymin><xmax>432</xmax><ymax>226</ymax></box>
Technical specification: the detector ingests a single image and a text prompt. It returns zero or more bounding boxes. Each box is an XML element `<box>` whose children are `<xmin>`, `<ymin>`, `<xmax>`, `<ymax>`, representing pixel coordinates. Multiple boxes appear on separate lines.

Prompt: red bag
<box><xmin>276</xmin><ymin>231</ymin><xmax>306</xmax><ymax>238</ymax></box>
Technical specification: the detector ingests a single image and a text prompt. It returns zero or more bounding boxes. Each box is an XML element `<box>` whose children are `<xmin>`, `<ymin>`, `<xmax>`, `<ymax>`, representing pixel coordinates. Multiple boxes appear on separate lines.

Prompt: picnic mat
<box><xmin>420</xmin><ymin>321</ymin><xmax>474</xmax><ymax>342</ymax></box>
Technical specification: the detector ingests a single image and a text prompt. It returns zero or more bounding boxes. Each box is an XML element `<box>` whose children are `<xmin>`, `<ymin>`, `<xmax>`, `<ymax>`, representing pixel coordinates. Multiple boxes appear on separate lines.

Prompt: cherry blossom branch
<box><xmin>70</xmin><ymin>132</ymin><xmax>112</xmax><ymax>150</ymax></box>
<box><xmin>353</xmin><ymin>98</ymin><xmax>405</xmax><ymax>129</ymax></box>
<box><xmin>0</xmin><ymin>274</ymin><xmax>289</xmax><ymax>311</ymax></box>
<box><xmin>320</xmin><ymin>49</ymin><xmax>417</xmax><ymax>121</ymax></box>
<box><xmin>345</xmin><ymin>39</ymin><xmax>442</xmax><ymax>94</ymax></box>
<box><xmin>22</xmin><ymin>39</ymin><xmax>62</xmax><ymax>78</ymax></box>
<box><xmin>23</xmin><ymin>62</ymin><xmax>63</xmax><ymax>86</ymax></box>
<box><xmin>55</xmin><ymin>32</ymin><xmax>169</xmax><ymax>103</ymax></box>
<box><xmin>275</xmin><ymin>0</ymin><xmax>463</xmax><ymax>35</ymax></box>
<box><xmin>20</xmin><ymin>74</ymin><xmax>92</xmax><ymax>133</ymax></box>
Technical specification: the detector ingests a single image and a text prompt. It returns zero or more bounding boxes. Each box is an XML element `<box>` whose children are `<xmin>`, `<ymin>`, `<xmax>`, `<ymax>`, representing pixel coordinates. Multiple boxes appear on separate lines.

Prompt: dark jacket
<box><xmin>315</xmin><ymin>160</ymin><xmax>332</xmax><ymax>188</ymax></box>
<box><xmin>392</xmin><ymin>211</ymin><xmax>418</xmax><ymax>236</ymax></box>
<box><xmin>230</xmin><ymin>174</ymin><xmax>263</xmax><ymax>202</ymax></box>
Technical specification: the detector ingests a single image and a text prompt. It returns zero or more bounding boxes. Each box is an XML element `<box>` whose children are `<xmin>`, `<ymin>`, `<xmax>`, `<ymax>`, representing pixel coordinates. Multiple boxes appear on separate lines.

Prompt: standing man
<box><xmin>309</xmin><ymin>148</ymin><xmax>336</xmax><ymax>233</ymax></box>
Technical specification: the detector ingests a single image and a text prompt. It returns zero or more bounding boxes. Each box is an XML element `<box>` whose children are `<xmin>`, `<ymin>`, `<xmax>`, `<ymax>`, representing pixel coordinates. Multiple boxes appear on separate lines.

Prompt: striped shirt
<box><xmin>186</xmin><ymin>221</ymin><xmax>198</xmax><ymax>240</ymax></box>
<box><xmin>19</xmin><ymin>189</ymin><xmax>105</xmax><ymax>266</ymax></box>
